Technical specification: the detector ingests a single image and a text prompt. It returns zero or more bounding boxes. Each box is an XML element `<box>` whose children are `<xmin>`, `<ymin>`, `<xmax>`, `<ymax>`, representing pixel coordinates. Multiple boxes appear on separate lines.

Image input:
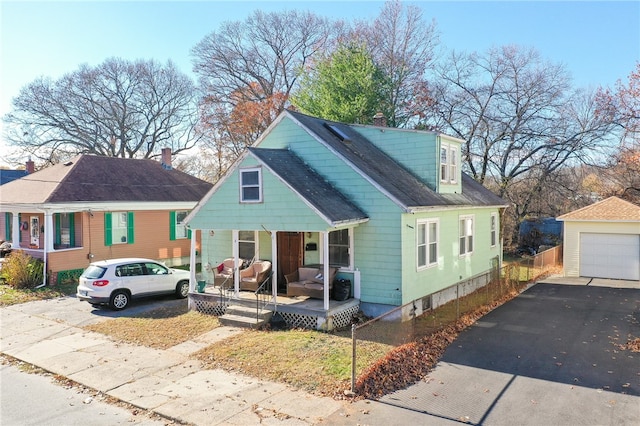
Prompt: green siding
<box><xmin>192</xmin><ymin>115</ymin><xmax>501</xmax><ymax>309</ymax></box>
<box><xmin>400</xmin><ymin>207</ymin><xmax>501</xmax><ymax>304</ymax></box>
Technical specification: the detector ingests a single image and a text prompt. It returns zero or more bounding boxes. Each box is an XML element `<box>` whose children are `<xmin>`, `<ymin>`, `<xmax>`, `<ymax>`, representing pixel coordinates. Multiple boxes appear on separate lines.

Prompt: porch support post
<box><xmin>11</xmin><ymin>212</ymin><xmax>20</xmax><ymax>248</ymax></box>
<box><xmin>188</xmin><ymin>229</ymin><xmax>197</xmax><ymax>297</ymax></box>
<box><xmin>271</xmin><ymin>231</ymin><xmax>277</xmax><ymax>302</ymax></box>
<box><xmin>39</xmin><ymin>211</ymin><xmax>54</xmax><ymax>288</ymax></box>
<box><xmin>44</xmin><ymin>211</ymin><xmax>54</xmax><ymax>252</ymax></box>
<box><xmin>322</xmin><ymin>231</ymin><xmax>330</xmax><ymax>310</ymax></box>
<box><xmin>232</xmin><ymin>229</ymin><xmax>239</xmax><ymax>297</ymax></box>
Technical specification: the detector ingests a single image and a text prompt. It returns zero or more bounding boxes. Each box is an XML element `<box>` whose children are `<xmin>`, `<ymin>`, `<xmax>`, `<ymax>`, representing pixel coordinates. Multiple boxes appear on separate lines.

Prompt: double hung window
<box><xmin>417</xmin><ymin>219</ymin><xmax>438</xmax><ymax>268</ymax></box>
<box><xmin>459</xmin><ymin>215</ymin><xmax>474</xmax><ymax>256</ymax></box>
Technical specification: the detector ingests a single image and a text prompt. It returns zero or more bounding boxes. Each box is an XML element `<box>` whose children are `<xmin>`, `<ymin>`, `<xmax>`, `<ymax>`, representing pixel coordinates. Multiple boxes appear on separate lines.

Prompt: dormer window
<box><xmin>440</xmin><ymin>144</ymin><xmax>458</xmax><ymax>184</ymax></box>
<box><xmin>240</xmin><ymin>167</ymin><xmax>262</xmax><ymax>203</ymax></box>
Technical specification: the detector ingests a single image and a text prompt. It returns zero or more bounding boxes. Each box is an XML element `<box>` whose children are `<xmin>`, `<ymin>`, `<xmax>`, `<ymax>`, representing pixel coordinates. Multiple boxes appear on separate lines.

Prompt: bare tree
<box><xmin>191</xmin><ymin>9</ymin><xmax>343</xmax><ymax>178</ymax></box>
<box><xmin>353</xmin><ymin>0</ymin><xmax>438</xmax><ymax>128</ymax></box>
<box><xmin>426</xmin><ymin>46</ymin><xmax>616</xmax><ymax>243</ymax></box>
<box><xmin>3</xmin><ymin>58</ymin><xmax>200</xmax><ymax>164</ymax></box>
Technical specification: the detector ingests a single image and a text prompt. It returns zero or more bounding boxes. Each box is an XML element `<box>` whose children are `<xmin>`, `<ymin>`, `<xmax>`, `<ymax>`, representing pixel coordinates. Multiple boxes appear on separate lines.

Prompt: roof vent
<box><xmin>63</xmin><ymin>161</ymin><xmax>73</xmax><ymax>166</ymax></box>
<box><xmin>323</xmin><ymin>122</ymin><xmax>351</xmax><ymax>142</ymax></box>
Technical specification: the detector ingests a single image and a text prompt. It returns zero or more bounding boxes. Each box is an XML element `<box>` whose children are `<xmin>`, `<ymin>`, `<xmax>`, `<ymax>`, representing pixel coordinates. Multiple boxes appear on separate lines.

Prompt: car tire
<box><xmin>109</xmin><ymin>290</ymin><xmax>130</xmax><ymax>310</ymax></box>
<box><xmin>176</xmin><ymin>280</ymin><xmax>189</xmax><ymax>299</ymax></box>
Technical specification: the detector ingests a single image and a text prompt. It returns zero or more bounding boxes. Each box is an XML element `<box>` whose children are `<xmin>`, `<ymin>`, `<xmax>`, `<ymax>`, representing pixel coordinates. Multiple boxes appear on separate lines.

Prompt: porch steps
<box><xmin>219</xmin><ymin>304</ymin><xmax>273</xmax><ymax>329</ymax></box>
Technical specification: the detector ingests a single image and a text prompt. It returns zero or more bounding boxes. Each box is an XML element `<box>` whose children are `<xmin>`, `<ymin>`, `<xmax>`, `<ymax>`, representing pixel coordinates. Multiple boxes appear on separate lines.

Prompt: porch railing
<box><xmin>254</xmin><ymin>271</ymin><xmax>274</xmax><ymax>323</ymax></box>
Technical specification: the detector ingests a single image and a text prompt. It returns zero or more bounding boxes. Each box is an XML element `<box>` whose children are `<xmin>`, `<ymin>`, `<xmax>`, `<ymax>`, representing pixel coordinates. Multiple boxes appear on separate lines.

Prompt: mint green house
<box><xmin>186</xmin><ymin>110</ymin><xmax>507</xmax><ymax>329</ymax></box>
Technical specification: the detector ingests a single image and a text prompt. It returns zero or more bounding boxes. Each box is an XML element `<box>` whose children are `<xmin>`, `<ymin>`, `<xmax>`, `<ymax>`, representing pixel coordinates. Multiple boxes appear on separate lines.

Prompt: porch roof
<box><xmin>248</xmin><ymin>147</ymin><xmax>369</xmax><ymax>225</ymax></box>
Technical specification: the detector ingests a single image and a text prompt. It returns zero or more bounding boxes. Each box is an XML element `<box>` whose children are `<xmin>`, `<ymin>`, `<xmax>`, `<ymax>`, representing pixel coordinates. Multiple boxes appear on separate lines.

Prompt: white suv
<box><xmin>77</xmin><ymin>258</ymin><xmax>191</xmax><ymax>310</ymax></box>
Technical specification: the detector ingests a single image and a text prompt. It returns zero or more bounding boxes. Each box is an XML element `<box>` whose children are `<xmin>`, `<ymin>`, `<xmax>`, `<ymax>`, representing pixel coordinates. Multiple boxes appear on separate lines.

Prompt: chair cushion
<box><xmin>298</xmin><ymin>267</ymin><xmax>319</xmax><ymax>282</ymax></box>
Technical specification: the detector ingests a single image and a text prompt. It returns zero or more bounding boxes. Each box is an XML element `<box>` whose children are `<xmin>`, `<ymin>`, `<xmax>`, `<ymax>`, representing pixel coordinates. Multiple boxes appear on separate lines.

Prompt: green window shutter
<box><xmin>187</xmin><ymin>228</ymin><xmax>192</xmax><ymax>239</ymax></box>
<box><xmin>169</xmin><ymin>211</ymin><xmax>176</xmax><ymax>241</ymax></box>
<box><xmin>55</xmin><ymin>213</ymin><xmax>61</xmax><ymax>246</ymax></box>
<box><xmin>18</xmin><ymin>214</ymin><xmax>22</xmax><ymax>243</ymax></box>
<box><xmin>104</xmin><ymin>212</ymin><xmax>112</xmax><ymax>246</ymax></box>
<box><xmin>69</xmin><ymin>213</ymin><xmax>75</xmax><ymax>247</ymax></box>
<box><xmin>127</xmin><ymin>212</ymin><xmax>134</xmax><ymax>244</ymax></box>
<box><xmin>4</xmin><ymin>213</ymin><xmax>10</xmax><ymax>240</ymax></box>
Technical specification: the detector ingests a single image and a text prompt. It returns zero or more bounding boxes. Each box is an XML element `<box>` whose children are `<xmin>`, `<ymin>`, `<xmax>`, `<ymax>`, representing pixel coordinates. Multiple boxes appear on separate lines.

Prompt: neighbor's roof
<box><xmin>248</xmin><ymin>147</ymin><xmax>368</xmax><ymax>225</ymax></box>
<box><xmin>0</xmin><ymin>169</ymin><xmax>28</xmax><ymax>185</ymax></box>
<box><xmin>287</xmin><ymin>110</ymin><xmax>507</xmax><ymax>211</ymax></box>
<box><xmin>0</xmin><ymin>154</ymin><xmax>212</xmax><ymax>204</ymax></box>
<box><xmin>557</xmin><ymin>196</ymin><xmax>640</xmax><ymax>221</ymax></box>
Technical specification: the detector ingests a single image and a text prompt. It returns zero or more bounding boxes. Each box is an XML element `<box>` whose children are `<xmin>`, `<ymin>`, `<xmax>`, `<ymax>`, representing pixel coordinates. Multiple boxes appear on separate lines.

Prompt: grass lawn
<box><xmin>84</xmin><ymin>304</ymin><xmax>221</xmax><ymax>349</ymax></box>
<box><xmin>193</xmin><ymin>328</ymin><xmax>392</xmax><ymax>397</ymax></box>
<box><xmin>0</xmin><ymin>281</ymin><xmax>77</xmax><ymax>307</ymax></box>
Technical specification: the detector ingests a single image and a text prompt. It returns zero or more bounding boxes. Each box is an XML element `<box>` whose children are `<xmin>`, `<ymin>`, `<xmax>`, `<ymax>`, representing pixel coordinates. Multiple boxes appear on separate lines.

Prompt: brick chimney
<box><xmin>373</xmin><ymin>112</ymin><xmax>387</xmax><ymax>127</ymax></box>
<box><xmin>25</xmin><ymin>158</ymin><xmax>35</xmax><ymax>174</ymax></box>
<box><xmin>161</xmin><ymin>148</ymin><xmax>172</xmax><ymax>170</ymax></box>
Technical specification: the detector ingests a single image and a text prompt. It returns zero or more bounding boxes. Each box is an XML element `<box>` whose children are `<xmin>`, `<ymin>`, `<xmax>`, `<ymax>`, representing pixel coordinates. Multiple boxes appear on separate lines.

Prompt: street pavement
<box><xmin>1</xmin><ymin>277</ymin><xmax>639</xmax><ymax>425</ymax></box>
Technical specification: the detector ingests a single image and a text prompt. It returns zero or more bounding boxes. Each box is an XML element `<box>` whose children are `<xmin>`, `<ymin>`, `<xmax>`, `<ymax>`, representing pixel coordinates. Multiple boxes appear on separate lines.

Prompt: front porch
<box><xmin>189</xmin><ymin>286</ymin><xmax>360</xmax><ymax>331</ymax></box>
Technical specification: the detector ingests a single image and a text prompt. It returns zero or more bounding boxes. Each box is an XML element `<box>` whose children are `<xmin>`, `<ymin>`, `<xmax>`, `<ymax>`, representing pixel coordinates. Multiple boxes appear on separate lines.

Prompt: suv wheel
<box><xmin>109</xmin><ymin>290</ymin><xmax>130</xmax><ymax>310</ymax></box>
<box><xmin>176</xmin><ymin>280</ymin><xmax>189</xmax><ymax>298</ymax></box>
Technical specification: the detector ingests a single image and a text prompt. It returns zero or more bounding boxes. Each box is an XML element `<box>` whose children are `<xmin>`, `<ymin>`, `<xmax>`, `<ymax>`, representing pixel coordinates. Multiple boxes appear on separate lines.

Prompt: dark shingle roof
<box><xmin>0</xmin><ymin>155</ymin><xmax>212</xmax><ymax>204</ymax></box>
<box><xmin>288</xmin><ymin>110</ymin><xmax>507</xmax><ymax>210</ymax></box>
<box><xmin>248</xmin><ymin>147</ymin><xmax>368</xmax><ymax>225</ymax></box>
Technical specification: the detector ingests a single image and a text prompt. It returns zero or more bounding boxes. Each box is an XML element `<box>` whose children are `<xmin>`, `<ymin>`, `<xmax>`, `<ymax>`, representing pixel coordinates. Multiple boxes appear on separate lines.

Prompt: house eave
<box><xmin>0</xmin><ymin>201</ymin><xmax>198</xmax><ymax>213</ymax></box>
<box><xmin>405</xmin><ymin>203</ymin><xmax>509</xmax><ymax>214</ymax></box>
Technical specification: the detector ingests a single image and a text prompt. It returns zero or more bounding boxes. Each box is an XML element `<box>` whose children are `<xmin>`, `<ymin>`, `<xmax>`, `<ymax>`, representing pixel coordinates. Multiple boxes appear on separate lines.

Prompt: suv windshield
<box><xmin>81</xmin><ymin>265</ymin><xmax>107</xmax><ymax>279</ymax></box>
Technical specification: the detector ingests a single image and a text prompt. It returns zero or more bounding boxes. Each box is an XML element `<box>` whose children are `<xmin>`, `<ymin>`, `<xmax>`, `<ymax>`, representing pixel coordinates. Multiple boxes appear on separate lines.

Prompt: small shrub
<box><xmin>0</xmin><ymin>251</ymin><xmax>44</xmax><ymax>289</ymax></box>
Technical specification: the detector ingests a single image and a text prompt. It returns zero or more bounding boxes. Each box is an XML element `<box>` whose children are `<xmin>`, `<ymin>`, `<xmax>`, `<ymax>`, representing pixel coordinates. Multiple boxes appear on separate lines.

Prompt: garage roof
<box><xmin>557</xmin><ymin>196</ymin><xmax>640</xmax><ymax>221</ymax></box>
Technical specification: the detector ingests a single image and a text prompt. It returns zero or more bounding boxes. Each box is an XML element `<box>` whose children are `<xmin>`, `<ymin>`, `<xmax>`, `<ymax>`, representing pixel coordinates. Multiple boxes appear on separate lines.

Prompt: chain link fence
<box><xmin>346</xmin><ymin>245</ymin><xmax>563</xmax><ymax>391</ymax></box>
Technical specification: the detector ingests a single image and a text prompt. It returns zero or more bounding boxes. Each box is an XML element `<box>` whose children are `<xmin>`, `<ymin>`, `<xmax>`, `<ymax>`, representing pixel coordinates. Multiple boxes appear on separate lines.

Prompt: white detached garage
<box><xmin>557</xmin><ymin>197</ymin><xmax>640</xmax><ymax>281</ymax></box>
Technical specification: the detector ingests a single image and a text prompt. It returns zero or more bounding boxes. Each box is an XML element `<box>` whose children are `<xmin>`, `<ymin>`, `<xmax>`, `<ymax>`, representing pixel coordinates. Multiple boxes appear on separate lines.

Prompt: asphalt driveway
<box><xmin>326</xmin><ymin>278</ymin><xmax>640</xmax><ymax>425</ymax></box>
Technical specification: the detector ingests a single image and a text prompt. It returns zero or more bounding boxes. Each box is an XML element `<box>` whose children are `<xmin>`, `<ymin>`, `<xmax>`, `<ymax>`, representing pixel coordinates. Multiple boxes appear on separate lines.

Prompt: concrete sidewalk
<box><xmin>0</xmin><ymin>298</ymin><xmax>344</xmax><ymax>425</ymax></box>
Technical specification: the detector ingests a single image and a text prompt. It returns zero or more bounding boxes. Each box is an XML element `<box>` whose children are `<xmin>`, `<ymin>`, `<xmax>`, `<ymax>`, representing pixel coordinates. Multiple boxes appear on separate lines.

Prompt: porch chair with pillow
<box><xmin>239</xmin><ymin>260</ymin><xmax>272</xmax><ymax>292</ymax></box>
<box><xmin>214</xmin><ymin>258</ymin><xmax>236</xmax><ymax>289</ymax></box>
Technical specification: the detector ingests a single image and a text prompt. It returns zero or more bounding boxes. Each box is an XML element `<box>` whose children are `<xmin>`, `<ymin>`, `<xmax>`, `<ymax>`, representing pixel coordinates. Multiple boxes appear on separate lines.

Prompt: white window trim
<box><xmin>175</xmin><ymin>210</ymin><xmax>189</xmax><ymax>239</ymax></box>
<box><xmin>238</xmin><ymin>230</ymin><xmax>258</xmax><ymax>261</ymax></box>
<box><xmin>417</xmin><ymin>219</ymin><xmax>439</xmax><ymax>270</ymax></box>
<box><xmin>440</xmin><ymin>143</ymin><xmax>458</xmax><ymax>184</ymax></box>
<box><xmin>327</xmin><ymin>228</ymin><xmax>353</xmax><ymax>269</ymax></box>
<box><xmin>449</xmin><ymin>146</ymin><xmax>458</xmax><ymax>184</ymax></box>
<box><xmin>490</xmin><ymin>212</ymin><xmax>498</xmax><ymax>247</ymax></box>
<box><xmin>239</xmin><ymin>167</ymin><xmax>263</xmax><ymax>203</ymax></box>
<box><xmin>112</xmin><ymin>212</ymin><xmax>128</xmax><ymax>245</ymax></box>
<box><xmin>459</xmin><ymin>215</ymin><xmax>474</xmax><ymax>256</ymax></box>
<box><xmin>440</xmin><ymin>147</ymin><xmax>448</xmax><ymax>182</ymax></box>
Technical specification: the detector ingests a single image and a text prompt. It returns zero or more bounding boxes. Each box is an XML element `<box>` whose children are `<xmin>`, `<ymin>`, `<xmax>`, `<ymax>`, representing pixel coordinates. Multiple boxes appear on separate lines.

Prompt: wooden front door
<box><xmin>277</xmin><ymin>232</ymin><xmax>303</xmax><ymax>292</ymax></box>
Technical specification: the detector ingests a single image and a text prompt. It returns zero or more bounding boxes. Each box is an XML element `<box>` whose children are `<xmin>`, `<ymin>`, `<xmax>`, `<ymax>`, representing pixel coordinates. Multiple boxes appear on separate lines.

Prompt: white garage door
<box><xmin>580</xmin><ymin>233</ymin><xmax>640</xmax><ymax>280</ymax></box>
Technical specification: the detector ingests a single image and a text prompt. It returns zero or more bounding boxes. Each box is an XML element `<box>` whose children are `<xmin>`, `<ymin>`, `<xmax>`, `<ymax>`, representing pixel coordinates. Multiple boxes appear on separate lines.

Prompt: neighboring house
<box><xmin>557</xmin><ymin>196</ymin><xmax>640</xmax><ymax>281</ymax></box>
<box><xmin>518</xmin><ymin>217</ymin><xmax>563</xmax><ymax>250</ymax></box>
<box><xmin>0</xmin><ymin>160</ymin><xmax>32</xmax><ymax>185</ymax></box>
<box><xmin>0</xmin><ymin>149</ymin><xmax>212</xmax><ymax>285</ymax></box>
<box><xmin>186</xmin><ymin>110</ymin><xmax>507</xmax><ymax>328</ymax></box>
